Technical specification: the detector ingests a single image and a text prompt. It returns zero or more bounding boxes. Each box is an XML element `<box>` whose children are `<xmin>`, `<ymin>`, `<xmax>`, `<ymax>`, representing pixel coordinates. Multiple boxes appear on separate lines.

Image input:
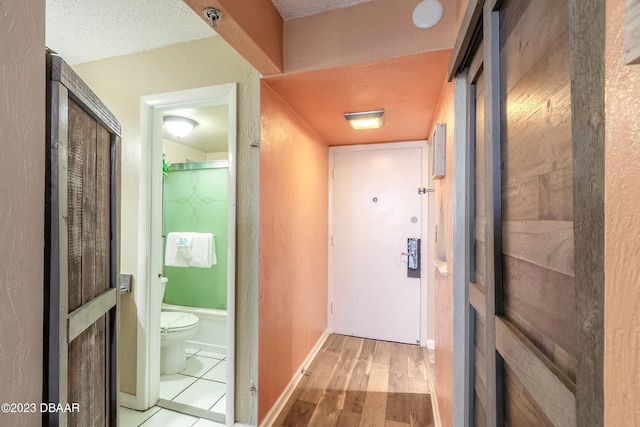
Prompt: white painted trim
<box><xmin>258</xmin><ymin>330</ymin><xmax>330</xmax><ymax>427</ymax></box>
<box><xmin>327</xmin><ymin>141</ymin><xmax>429</xmax><ymax>344</ymax></box>
<box><xmin>136</xmin><ymin>84</ymin><xmax>237</xmax><ymax>426</ymax></box>
<box><xmin>118</xmin><ymin>392</ymin><xmax>140</xmax><ymax>410</ymax></box>
<box><xmin>426</xmin><ymin>339</ymin><xmax>435</xmax><ymax>350</ymax></box>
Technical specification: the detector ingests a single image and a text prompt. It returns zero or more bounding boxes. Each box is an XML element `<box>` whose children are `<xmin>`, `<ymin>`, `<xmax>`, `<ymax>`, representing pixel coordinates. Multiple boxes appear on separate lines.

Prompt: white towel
<box><xmin>165</xmin><ymin>232</ymin><xmax>190</xmax><ymax>267</ymax></box>
<box><xmin>189</xmin><ymin>233</ymin><xmax>217</xmax><ymax>268</ymax></box>
<box><xmin>164</xmin><ymin>232</ymin><xmax>216</xmax><ymax>268</ymax></box>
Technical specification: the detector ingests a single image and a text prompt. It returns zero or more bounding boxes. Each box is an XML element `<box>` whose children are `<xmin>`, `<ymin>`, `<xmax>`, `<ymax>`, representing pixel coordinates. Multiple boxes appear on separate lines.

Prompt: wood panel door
<box><xmin>452</xmin><ymin>0</ymin><xmax>589</xmax><ymax>425</ymax></box>
<box><xmin>467</xmin><ymin>49</ymin><xmax>490</xmax><ymax>427</ymax></box>
<box><xmin>44</xmin><ymin>54</ymin><xmax>121</xmax><ymax>427</ymax></box>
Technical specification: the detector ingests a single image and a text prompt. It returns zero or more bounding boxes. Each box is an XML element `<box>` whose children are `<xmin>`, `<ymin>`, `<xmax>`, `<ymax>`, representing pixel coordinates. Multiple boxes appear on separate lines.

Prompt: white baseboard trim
<box><xmin>119</xmin><ymin>392</ymin><xmax>140</xmax><ymax>410</ymax></box>
<box><xmin>187</xmin><ymin>341</ymin><xmax>226</xmax><ymax>356</ymax></box>
<box><xmin>259</xmin><ymin>329</ymin><xmax>330</xmax><ymax>427</ymax></box>
<box><xmin>426</xmin><ymin>339</ymin><xmax>435</xmax><ymax>350</ymax></box>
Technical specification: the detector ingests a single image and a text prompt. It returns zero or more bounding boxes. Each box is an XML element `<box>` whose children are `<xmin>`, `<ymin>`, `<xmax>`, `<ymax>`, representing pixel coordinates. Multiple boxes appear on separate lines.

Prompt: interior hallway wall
<box><xmin>0</xmin><ymin>1</ymin><xmax>45</xmax><ymax>426</ymax></box>
<box><xmin>259</xmin><ymin>81</ymin><xmax>329</xmax><ymax>423</ymax></box>
<box><xmin>73</xmin><ymin>36</ymin><xmax>261</xmax><ymax>424</ymax></box>
<box><xmin>430</xmin><ymin>78</ymin><xmax>456</xmax><ymax>427</ymax></box>
<box><xmin>604</xmin><ymin>0</ymin><xmax>640</xmax><ymax>423</ymax></box>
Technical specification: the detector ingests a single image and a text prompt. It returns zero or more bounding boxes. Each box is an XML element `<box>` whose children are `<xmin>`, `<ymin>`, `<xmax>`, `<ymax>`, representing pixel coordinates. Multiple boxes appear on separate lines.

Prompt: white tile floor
<box><xmin>120</xmin><ymin>349</ymin><xmax>227</xmax><ymax>427</ymax></box>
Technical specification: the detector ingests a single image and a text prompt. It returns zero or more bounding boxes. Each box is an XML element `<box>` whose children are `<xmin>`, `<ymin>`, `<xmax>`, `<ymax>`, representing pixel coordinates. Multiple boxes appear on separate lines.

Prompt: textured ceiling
<box><xmin>271</xmin><ymin>0</ymin><xmax>374</xmax><ymax>20</ymax></box>
<box><xmin>46</xmin><ymin>0</ymin><xmax>215</xmax><ymax>65</ymax></box>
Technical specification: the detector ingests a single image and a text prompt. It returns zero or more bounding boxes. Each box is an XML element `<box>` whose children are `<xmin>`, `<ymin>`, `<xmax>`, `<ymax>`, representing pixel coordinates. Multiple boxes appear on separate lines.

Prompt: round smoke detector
<box><xmin>412</xmin><ymin>0</ymin><xmax>444</xmax><ymax>29</ymax></box>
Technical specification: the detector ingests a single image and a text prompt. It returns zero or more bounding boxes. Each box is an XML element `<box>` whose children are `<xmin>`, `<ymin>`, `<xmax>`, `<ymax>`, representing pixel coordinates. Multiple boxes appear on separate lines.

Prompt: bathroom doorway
<box><xmin>138</xmin><ymin>84</ymin><xmax>237</xmax><ymax>425</ymax></box>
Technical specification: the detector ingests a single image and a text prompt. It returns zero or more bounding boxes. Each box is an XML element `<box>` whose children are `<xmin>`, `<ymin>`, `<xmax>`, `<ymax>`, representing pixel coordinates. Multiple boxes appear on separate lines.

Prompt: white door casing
<box><xmin>329</xmin><ymin>142</ymin><xmax>427</xmax><ymax>345</ymax></box>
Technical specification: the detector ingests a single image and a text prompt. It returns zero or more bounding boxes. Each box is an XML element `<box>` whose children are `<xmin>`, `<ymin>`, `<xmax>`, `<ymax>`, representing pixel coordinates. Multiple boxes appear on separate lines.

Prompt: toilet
<box><xmin>160</xmin><ymin>277</ymin><xmax>200</xmax><ymax>375</ymax></box>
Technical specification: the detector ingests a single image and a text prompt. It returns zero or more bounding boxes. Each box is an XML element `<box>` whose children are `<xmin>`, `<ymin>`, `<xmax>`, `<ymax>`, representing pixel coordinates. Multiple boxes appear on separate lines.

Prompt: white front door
<box><xmin>330</xmin><ymin>143</ymin><xmax>425</xmax><ymax>345</ymax></box>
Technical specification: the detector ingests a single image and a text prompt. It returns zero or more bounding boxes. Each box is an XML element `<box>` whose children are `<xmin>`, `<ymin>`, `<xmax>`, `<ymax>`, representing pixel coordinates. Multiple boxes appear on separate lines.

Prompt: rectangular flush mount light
<box><xmin>344</xmin><ymin>109</ymin><xmax>385</xmax><ymax>130</ymax></box>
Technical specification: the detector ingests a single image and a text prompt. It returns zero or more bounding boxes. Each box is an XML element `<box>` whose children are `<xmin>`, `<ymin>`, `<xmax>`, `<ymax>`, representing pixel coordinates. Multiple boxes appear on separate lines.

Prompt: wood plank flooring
<box><xmin>273</xmin><ymin>335</ymin><xmax>435</xmax><ymax>427</ymax></box>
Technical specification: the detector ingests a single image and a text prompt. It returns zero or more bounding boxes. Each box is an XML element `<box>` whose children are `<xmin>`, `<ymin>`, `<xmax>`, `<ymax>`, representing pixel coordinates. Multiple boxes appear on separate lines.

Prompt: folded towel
<box><xmin>188</xmin><ymin>233</ymin><xmax>217</xmax><ymax>268</ymax></box>
<box><xmin>165</xmin><ymin>232</ymin><xmax>216</xmax><ymax>268</ymax></box>
<box><xmin>165</xmin><ymin>232</ymin><xmax>190</xmax><ymax>267</ymax></box>
<box><xmin>176</xmin><ymin>235</ymin><xmax>193</xmax><ymax>259</ymax></box>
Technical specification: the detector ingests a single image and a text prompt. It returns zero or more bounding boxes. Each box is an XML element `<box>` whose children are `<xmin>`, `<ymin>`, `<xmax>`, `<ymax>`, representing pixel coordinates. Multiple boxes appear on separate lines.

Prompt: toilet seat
<box><xmin>161</xmin><ymin>311</ymin><xmax>199</xmax><ymax>333</ymax></box>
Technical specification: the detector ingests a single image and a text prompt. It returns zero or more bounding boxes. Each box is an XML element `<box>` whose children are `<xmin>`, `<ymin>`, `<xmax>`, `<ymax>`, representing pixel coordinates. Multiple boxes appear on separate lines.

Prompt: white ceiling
<box><xmin>46</xmin><ymin>0</ymin><xmax>376</xmax><ymax>66</ymax></box>
<box><xmin>163</xmin><ymin>105</ymin><xmax>229</xmax><ymax>154</ymax></box>
<box><xmin>270</xmin><ymin>0</ymin><xmax>374</xmax><ymax>20</ymax></box>
<box><xmin>45</xmin><ymin>0</ymin><xmax>215</xmax><ymax>65</ymax></box>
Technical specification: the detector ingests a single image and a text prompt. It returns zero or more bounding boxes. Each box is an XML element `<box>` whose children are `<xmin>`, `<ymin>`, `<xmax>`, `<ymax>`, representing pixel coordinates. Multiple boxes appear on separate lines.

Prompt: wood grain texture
<box><xmin>500</xmin><ymin>0</ymin><xmax>568</xmax><ymax>94</ymax></box>
<box><xmin>503</xmin><ymin>255</ymin><xmax>575</xmax><ymax>360</ymax></box>
<box><xmin>497</xmin><ymin>317</ymin><xmax>576</xmax><ymax>426</ymax></box>
<box><xmin>81</xmin><ymin>104</ymin><xmax>97</xmax><ymax>305</ymax></box>
<box><xmin>500</xmin><ymin>0</ymin><xmax>578</xmax><ymax>419</ymax></box>
<box><xmin>343</xmin><ymin>339</ymin><xmax>375</xmax><ymax>414</ymax></box>
<box><xmin>474</xmin><ymin>311</ymin><xmax>487</xmax><ymax>417</ymax></box>
<box><xmin>503</xmin><ymin>167</ymin><xmax>573</xmax><ymax>221</ymax></box>
<box><xmin>469</xmin><ymin>282</ymin><xmax>486</xmax><ymax>315</ymax></box>
<box><xmin>50</xmin><ymin>56</ymin><xmax>121</xmax><ymax>135</ymax></box>
<box><xmin>96</xmin><ymin>124</ymin><xmax>111</xmax><ymax>297</ymax></box>
<box><xmin>504</xmin><ymin>363</ymin><xmax>553</xmax><ymax>427</ymax></box>
<box><xmin>502</xmin><ymin>220</ymin><xmax>574</xmax><ymax>275</ymax></box>
<box><xmin>482</xmin><ymin>3</ymin><xmax>502</xmax><ymax>425</ymax></box>
<box><xmin>67</xmin><ymin>99</ymin><xmax>89</xmax><ymax>313</ymax></box>
<box><xmin>474</xmin><ymin>71</ymin><xmax>486</xmax><ymax>290</ymax></box>
<box><xmin>386</xmin><ymin>345</ymin><xmax>411</xmax><ymax>424</ymax></box>
<box><xmin>280</xmin><ymin>400</ymin><xmax>316</xmax><ymax>427</ymax></box>
<box><xmin>273</xmin><ymin>335</ymin><xmax>434</xmax><ymax>427</ymax></box>
<box><xmin>569</xmin><ymin>0</ymin><xmax>606</xmax><ymax>424</ymax></box>
<box><xmin>46</xmin><ymin>53</ymin><xmax>120</xmax><ymax>427</ymax></box>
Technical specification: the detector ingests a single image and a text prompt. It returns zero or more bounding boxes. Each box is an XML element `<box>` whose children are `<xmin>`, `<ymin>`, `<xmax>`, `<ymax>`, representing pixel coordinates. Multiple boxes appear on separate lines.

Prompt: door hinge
<box><xmin>418</xmin><ymin>187</ymin><xmax>434</xmax><ymax>194</ymax></box>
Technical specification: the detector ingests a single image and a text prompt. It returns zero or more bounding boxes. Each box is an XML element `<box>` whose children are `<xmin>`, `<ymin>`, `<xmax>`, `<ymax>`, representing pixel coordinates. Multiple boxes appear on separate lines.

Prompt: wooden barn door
<box><xmin>451</xmin><ymin>0</ymin><xmax>604</xmax><ymax>425</ymax></box>
<box><xmin>44</xmin><ymin>54</ymin><xmax>121</xmax><ymax>427</ymax></box>
<box><xmin>497</xmin><ymin>0</ymin><xmax>576</xmax><ymax>425</ymax></box>
<box><xmin>466</xmin><ymin>45</ymin><xmax>491</xmax><ymax>427</ymax></box>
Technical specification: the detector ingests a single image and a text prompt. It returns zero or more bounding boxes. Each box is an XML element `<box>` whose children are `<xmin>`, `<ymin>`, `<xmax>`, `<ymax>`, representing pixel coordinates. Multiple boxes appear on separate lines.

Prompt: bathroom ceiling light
<box><xmin>413</xmin><ymin>0</ymin><xmax>443</xmax><ymax>29</ymax></box>
<box><xmin>163</xmin><ymin>116</ymin><xmax>198</xmax><ymax>138</ymax></box>
<box><xmin>344</xmin><ymin>110</ymin><xmax>385</xmax><ymax>130</ymax></box>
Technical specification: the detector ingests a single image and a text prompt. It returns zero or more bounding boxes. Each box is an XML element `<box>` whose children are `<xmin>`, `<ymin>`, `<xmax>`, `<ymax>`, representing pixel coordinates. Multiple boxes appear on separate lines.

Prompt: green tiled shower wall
<box><xmin>162</xmin><ymin>166</ymin><xmax>228</xmax><ymax>310</ymax></box>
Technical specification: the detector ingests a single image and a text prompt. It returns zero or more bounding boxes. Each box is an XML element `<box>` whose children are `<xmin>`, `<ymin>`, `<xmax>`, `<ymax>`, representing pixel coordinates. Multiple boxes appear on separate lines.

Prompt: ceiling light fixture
<box><xmin>163</xmin><ymin>116</ymin><xmax>198</xmax><ymax>138</ymax></box>
<box><xmin>412</xmin><ymin>0</ymin><xmax>443</xmax><ymax>29</ymax></box>
<box><xmin>344</xmin><ymin>110</ymin><xmax>385</xmax><ymax>130</ymax></box>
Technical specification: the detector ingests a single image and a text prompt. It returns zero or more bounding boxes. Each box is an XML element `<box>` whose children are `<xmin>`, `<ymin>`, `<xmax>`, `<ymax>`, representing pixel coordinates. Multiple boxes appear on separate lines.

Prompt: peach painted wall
<box><xmin>431</xmin><ymin>78</ymin><xmax>456</xmax><ymax>427</ymax></box>
<box><xmin>0</xmin><ymin>1</ymin><xmax>45</xmax><ymax>426</ymax></box>
<box><xmin>604</xmin><ymin>0</ymin><xmax>640</xmax><ymax>424</ymax></box>
<box><xmin>259</xmin><ymin>81</ymin><xmax>329</xmax><ymax>422</ymax></box>
<box><xmin>283</xmin><ymin>0</ymin><xmax>456</xmax><ymax>73</ymax></box>
<box><xmin>183</xmin><ymin>0</ymin><xmax>283</xmax><ymax>75</ymax></box>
